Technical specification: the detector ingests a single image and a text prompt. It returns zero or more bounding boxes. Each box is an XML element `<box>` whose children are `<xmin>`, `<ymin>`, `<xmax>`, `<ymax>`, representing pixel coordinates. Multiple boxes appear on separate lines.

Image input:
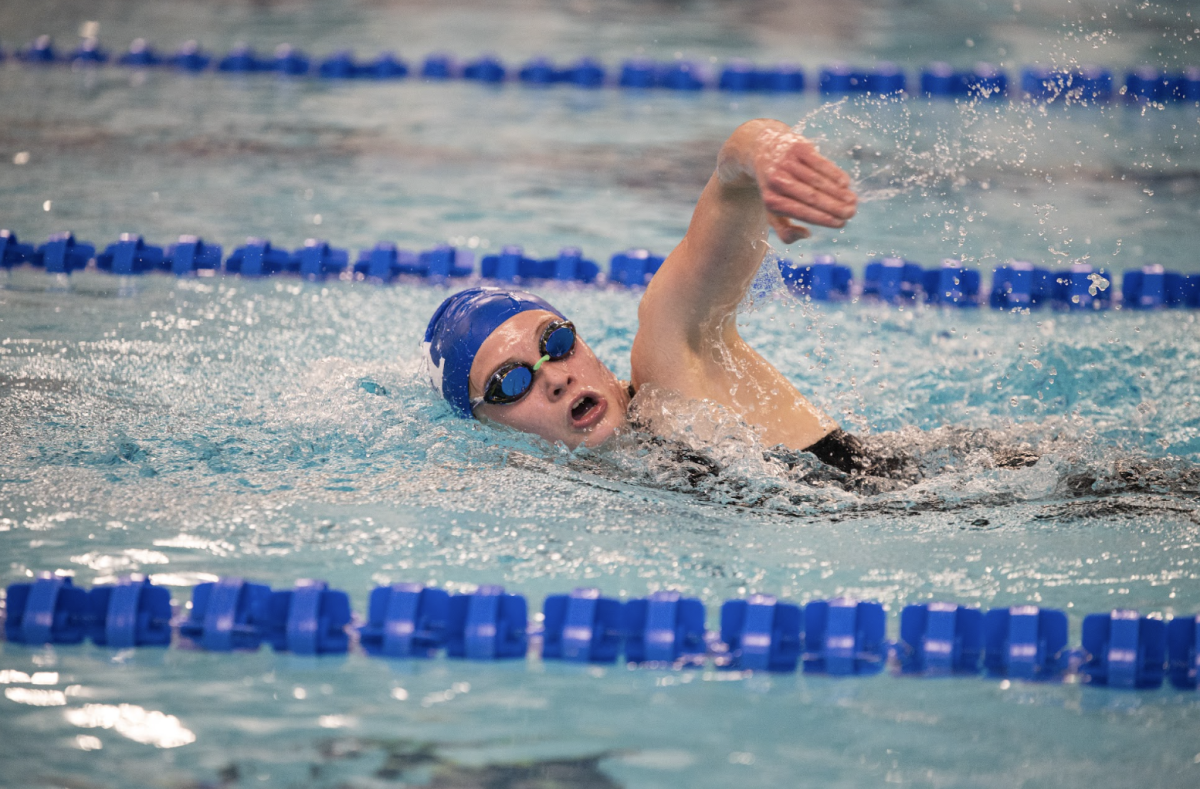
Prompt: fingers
<box><xmin>763</xmin><ymin>173</ymin><xmax>856</xmax><ymax>224</ymax></box>
<box><xmin>753</xmin><ymin>129</ymin><xmax>858</xmax><ymax>242</ymax></box>
<box><xmin>789</xmin><ymin>140</ymin><xmax>851</xmax><ymax>188</ymax></box>
<box><xmin>769</xmin><ymin>214</ymin><xmax>811</xmax><ymax>244</ymax></box>
<box><xmin>764</xmin><ymin>191</ymin><xmax>850</xmax><ymax>232</ymax></box>
<box><xmin>761</xmin><ymin>172</ymin><xmax>856</xmax><ymax>227</ymax></box>
<box><xmin>756</xmin><ymin>136</ymin><xmax>857</xmax><ymax>236</ymax></box>
<box><xmin>780</xmin><ymin>158</ymin><xmax>855</xmax><ymax>204</ymax></box>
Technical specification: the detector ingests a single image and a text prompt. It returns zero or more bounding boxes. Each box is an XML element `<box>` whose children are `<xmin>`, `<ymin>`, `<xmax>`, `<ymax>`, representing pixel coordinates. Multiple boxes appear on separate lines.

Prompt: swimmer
<box><xmin>424</xmin><ymin>119</ymin><xmax>889</xmax><ymax>476</ymax></box>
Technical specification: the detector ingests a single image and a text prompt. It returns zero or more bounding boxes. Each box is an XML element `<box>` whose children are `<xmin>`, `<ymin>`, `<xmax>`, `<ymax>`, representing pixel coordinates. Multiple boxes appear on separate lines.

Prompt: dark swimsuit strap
<box><xmin>625</xmin><ymin>384</ymin><xmax>896</xmax><ymax>478</ymax></box>
<box><xmin>804</xmin><ymin>429</ymin><xmax>875</xmax><ymax>475</ymax></box>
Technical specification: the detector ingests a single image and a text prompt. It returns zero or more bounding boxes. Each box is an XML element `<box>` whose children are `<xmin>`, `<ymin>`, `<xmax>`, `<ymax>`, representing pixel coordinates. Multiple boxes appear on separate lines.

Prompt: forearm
<box><xmin>652</xmin><ymin>120</ymin><xmax>811</xmax><ymax>330</ymax></box>
<box><xmin>650</xmin><ymin>121</ymin><xmax>791</xmax><ymax>324</ymax></box>
<box><xmin>637</xmin><ymin>119</ymin><xmax>856</xmax><ymax>348</ymax></box>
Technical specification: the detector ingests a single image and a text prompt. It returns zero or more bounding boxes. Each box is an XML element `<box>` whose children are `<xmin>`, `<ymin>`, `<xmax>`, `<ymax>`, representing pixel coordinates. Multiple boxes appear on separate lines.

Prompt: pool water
<box><xmin>2</xmin><ymin>1</ymin><xmax>1199</xmax><ymax>788</ymax></box>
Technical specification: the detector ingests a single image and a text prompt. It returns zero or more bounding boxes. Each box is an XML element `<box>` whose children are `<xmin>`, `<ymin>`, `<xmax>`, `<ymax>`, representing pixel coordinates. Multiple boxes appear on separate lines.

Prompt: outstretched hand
<box><xmin>753</xmin><ymin>128</ymin><xmax>857</xmax><ymax>243</ymax></box>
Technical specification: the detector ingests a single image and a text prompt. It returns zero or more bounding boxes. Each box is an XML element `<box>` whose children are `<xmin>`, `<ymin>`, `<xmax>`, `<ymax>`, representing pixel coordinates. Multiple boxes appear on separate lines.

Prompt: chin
<box><xmin>575</xmin><ymin>413</ymin><xmax>624</xmax><ymax>448</ymax></box>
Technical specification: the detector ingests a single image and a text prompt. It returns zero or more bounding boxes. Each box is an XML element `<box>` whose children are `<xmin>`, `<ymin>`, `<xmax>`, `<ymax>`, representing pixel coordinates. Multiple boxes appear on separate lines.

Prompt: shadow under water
<box><xmin>176</xmin><ymin>737</ymin><xmax>624</xmax><ymax>789</ymax></box>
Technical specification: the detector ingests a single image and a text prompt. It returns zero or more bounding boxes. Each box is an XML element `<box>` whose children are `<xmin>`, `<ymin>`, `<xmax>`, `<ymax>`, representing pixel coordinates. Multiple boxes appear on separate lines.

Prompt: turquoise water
<box><xmin>2</xmin><ymin>2</ymin><xmax>1200</xmax><ymax>788</ymax></box>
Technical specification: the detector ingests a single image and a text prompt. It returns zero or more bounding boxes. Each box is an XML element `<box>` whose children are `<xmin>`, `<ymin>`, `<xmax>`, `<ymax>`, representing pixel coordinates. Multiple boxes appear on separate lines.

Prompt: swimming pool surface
<box><xmin>2</xmin><ymin>1</ymin><xmax>1199</xmax><ymax>787</ymax></box>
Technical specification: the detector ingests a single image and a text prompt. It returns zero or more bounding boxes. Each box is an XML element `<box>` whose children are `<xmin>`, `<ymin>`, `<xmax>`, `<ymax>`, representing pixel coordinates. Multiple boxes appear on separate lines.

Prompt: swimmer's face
<box><xmin>469</xmin><ymin>310</ymin><xmax>630</xmax><ymax>448</ymax></box>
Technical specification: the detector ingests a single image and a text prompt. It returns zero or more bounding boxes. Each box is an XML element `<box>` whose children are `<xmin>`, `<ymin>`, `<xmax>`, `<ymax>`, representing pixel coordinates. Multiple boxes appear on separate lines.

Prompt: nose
<box><xmin>539</xmin><ymin>360</ymin><xmax>573</xmax><ymax>402</ymax></box>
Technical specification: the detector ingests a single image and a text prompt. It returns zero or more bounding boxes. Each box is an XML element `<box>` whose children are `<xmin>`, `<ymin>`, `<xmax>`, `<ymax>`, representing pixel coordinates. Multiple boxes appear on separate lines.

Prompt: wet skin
<box><xmin>469</xmin><ymin>310</ymin><xmax>631</xmax><ymax>449</ymax></box>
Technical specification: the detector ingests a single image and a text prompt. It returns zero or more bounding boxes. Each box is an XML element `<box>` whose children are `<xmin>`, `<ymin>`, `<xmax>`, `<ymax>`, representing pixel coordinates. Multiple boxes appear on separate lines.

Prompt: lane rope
<box><xmin>4</xmin><ymin>572</ymin><xmax>1197</xmax><ymax>690</ymax></box>
<box><xmin>3</xmin><ymin>230</ymin><xmax>1197</xmax><ymax>311</ymax></box>
<box><xmin>4</xmin><ymin>35</ymin><xmax>1200</xmax><ymax>104</ymax></box>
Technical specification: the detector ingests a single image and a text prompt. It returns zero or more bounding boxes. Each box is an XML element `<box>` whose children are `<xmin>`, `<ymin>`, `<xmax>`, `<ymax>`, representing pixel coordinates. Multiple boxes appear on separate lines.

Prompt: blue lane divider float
<box><xmin>166</xmin><ymin>235</ymin><xmax>223</xmax><ymax>276</ymax></box>
<box><xmin>353</xmin><ymin>242</ymin><xmax>418</xmax><ymax>282</ymax></box>
<box><xmin>39</xmin><ymin>232</ymin><xmax>95</xmax><ymax>275</ymax></box>
<box><xmin>923</xmin><ymin>259</ymin><xmax>983</xmax><ymax>306</ymax></box>
<box><xmin>1122</xmin><ymin>264</ymin><xmax>1199</xmax><ymax>309</ymax></box>
<box><xmin>462</xmin><ymin>54</ymin><xmax>506</xmax><ymax>84</ymax></box>
<box><xmin>921</xmin><ymin>62</ymin><xmax>1010</xmax><ymax>99</ymax></box>
<box><xmin>356</xmin><ymin>51</ymin><xmax>410</xmax><ymax>79</ymax></box>
<box><xmin>819</xmin><ymin>62</ymin><xmax>905</xmax><ymax>96</ymax></box>
<box><xmin>11</xmin><ymin>35</ymin><xmax>1200</xmax><ymax>105</ymax></box>
<box><xmin>266</xmin><ymin>579</ymin><xmax>352</xmax><ymax>655</ymax></box>
<box><xmin>421</xmin><ymin>53</ymin><xmax>456</xmax><ymax>80</ymax></box>
<box><xmin>1080</xmin><ymin>609</ymin><xmax>1167</xmax><ymax>689</ymax></box>
<box><xmin>88</xmin><ymin>574</ymin><xmax>172</xmax><ymax>648</ymax></box>
<box><xmin>542</xmin><ymin>587</ymin><xmax>623</xmax><ymax>663</ymax></box>
<box><xmin>0</xmin><ymin>229</ymin><xmax>40</xmax><ymax>268</ymax></box>
<box><xmin>178</xmin><ymin>576</ymin><xmax>273</xmax><ymax>651</ymax></box>
<box><xmin>1167</xmin><ymin>614</ymin><xmax>1199</xmax><ymax>690</ymax></box>
<box><xmin>897</xmin><ymin>602</ymin><xmax>983</xmax><ymax>675</ymax></box>
<box><xmin>989</xmin><ymin>260</ymin><xmax>1050</xmax><ymax>309</ymax></box>
<box><xmin>359</xmin><ymin>582</ymin><xmax>451</xmax><ymax>658</ymax></box>
<box><xmin>624</xmin><ymin>590</ymin><xmax>707</xmax><ymax>665</ymax></box>
<box><xmin>862</xmin><ymin>257</ymin><xmax>925</xmax><ymax>303</ymax></box>
<box><xmin>447</xmin><ymin>585</ymin><xmax>527</xmax><ymax>660</ymax></box>
<box><xmin>480</xmin><ymin>245</ymin><xmax>599</xmax><ymax>283</ymax></box>
<box><xmin>3</xmin><ymin>228</ymin><xmax>1199</xmax><ymax>311</ymax></box>
<box><xmin>778</xmin><ymin>254</ymin><xmax>853</xmax><ymax>302</ymax></box>
<box><xmin>802</xmin><ymin>598</ymin><xmax>887</xmax><ymax>675</ymax></box>
<box><xmin>1125</xmin><ymin>65</ymin><xmax>1200</xmax><ymax>102</ymax></box>
<box><xmin>172</xmin><ymin>41</ymin><xmax>212</xmax><ymax>72</ymax></box>
<box><xmin>95</xmin><ymin>234</ymin><xmax>164</xmax><ymax>275</ymax></box>
<box><xmin>4</xmin><ymin>573</ymin><xmax>89</xmax><ymax>645</ymax></box>
<box><xmin>295</xmin><ymin>239</ymin><xmax>350</xmax><ymax>281</ymax></box>
<box><xmin>1022</xmin><ymin>66</ymin><xmax>1115</xmax><ymax>102</ymax></box>
<box><xmin>118</xmin><ymin>39</ymin><xmax>159</xmax><ymax>67</ymax></box>
<box><xmin>718</xmin><ymin>59</ymin><xmax>806</xmax><ymax>93</ymax></box>
<box><xmin>5</xmin><ymin>574</ymin><xmax>1200</xmax><ymax>691</ymax></box>
<box><xmin>224</xmin><ymin>238</ymin><xmax>295</xmax><ymax>277</ymax></box>
<box><xmin>719</xmin><ymin>594</ymin><xmax>802</xmax><ymax>672</ymax></box>
<box><xmin>982</xmin><ymin>605</ymin><xmax>1070</xmax><ymax>680</ymax></box>
<box><xmin>608</xmin><ymin>248</ymin><xmax>666</xmax><ymax>287</ymax></box>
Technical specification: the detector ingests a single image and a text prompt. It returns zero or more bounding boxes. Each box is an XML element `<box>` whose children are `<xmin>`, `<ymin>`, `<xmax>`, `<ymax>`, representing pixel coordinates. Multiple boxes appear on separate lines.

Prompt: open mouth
<box><xmin>569</xmin><ymin>393</ymin><xmax>606</xmax><ymax>428</ymax></box>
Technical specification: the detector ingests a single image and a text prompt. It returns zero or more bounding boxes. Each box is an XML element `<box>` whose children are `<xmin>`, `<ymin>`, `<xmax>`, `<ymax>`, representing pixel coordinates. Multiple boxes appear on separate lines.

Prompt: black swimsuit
<box><xmin>803</xmin><ymin>429</ymin><xmax>880</xmax><ymax>475</ymax></box>
<box><xmin>625</xmin><ymin>384</ymin><xmax>905</xmax><ymax>480</ymax></box>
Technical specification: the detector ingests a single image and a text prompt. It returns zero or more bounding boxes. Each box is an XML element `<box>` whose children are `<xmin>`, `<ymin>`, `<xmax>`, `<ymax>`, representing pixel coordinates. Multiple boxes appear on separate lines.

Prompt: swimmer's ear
<box><xmin>769</xmin><ymin>213</ymin><xmax>811</xmax><ymax>244</ymax></box>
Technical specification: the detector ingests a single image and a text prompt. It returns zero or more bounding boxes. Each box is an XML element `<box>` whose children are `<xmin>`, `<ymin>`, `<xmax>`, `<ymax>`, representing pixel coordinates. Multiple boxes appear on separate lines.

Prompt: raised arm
<box><xmin>630</xmin><ymin>119</ymin><xmax>858</xmax><ymax>450</ymax></box>
<box><xmin>637</xmin><ymin>119</ymin><xmax>856</xmax><ymax>347</ymax></box>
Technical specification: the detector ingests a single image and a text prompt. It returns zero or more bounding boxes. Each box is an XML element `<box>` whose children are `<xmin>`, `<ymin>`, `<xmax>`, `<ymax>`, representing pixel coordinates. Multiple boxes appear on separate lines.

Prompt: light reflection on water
<box><xmin>64</xmin><ymin>702</ymin><xmax>197</xmax><ymax>748</ymax></box>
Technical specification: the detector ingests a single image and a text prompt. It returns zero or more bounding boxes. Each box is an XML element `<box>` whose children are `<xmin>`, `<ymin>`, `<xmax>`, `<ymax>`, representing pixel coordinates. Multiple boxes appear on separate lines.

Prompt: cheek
<box><xmin>480</xmin><ymin>396</ymin><xmax>562</xmax><ymax>436</ymax></box>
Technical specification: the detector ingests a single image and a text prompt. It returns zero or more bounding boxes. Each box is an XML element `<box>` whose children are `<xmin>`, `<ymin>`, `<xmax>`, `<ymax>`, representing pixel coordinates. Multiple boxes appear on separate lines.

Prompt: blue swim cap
<box><xmin>423</xmin><ymin>287</ymin><xmax>564</xmax><ymax>417</ymax></box>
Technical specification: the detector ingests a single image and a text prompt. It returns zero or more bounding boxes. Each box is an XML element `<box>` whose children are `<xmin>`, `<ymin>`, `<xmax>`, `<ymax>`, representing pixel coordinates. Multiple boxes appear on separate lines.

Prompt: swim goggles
<box><xmin>470</xmin><ymin>320</ymin><xmax>577</xmax><ymax>409</ymax></box>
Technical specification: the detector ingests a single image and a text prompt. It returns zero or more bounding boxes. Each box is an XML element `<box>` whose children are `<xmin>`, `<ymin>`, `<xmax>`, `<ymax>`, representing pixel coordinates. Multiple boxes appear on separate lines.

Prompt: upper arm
<box><xmin>630</xmin><ymin>122</ymin><xmax>775</xmax><ymax>382</ymax></box>
<box><xmin>629</xmin><ymin>174</ymin><xmax>767</xmax><ymax>392</ymax></box>
<box><xmin>630</xmin><ymin>119</ymin><xmax>856</xmax><ymax>392</ymax></box>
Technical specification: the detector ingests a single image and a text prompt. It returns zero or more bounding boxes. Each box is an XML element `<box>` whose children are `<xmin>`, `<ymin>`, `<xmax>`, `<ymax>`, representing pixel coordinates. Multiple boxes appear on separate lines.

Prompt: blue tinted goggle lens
<box><xmin>498</xmin><ymin>365</ymin><xmax>533</xmax><ymax>398</ymax></box>
<box><xmin>542</xmin><ymin>324</ymin><xmax>575</xmax><ymax>359</ymax></box>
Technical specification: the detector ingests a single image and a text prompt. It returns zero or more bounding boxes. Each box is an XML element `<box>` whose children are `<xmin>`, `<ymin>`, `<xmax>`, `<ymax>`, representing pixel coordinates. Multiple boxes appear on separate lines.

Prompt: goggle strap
<box><xmin>531</xmin><ymin>354</ymin><xmax>550</xmax><ymax>372</ymax></box>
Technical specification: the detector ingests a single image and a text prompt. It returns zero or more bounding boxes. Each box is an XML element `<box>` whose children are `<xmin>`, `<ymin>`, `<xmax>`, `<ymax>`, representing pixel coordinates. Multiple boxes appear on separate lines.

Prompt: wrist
<box><xmin>716</xmin><ymin>119</ymin><xmax>792</xmax><ymax>189</ymax></box>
